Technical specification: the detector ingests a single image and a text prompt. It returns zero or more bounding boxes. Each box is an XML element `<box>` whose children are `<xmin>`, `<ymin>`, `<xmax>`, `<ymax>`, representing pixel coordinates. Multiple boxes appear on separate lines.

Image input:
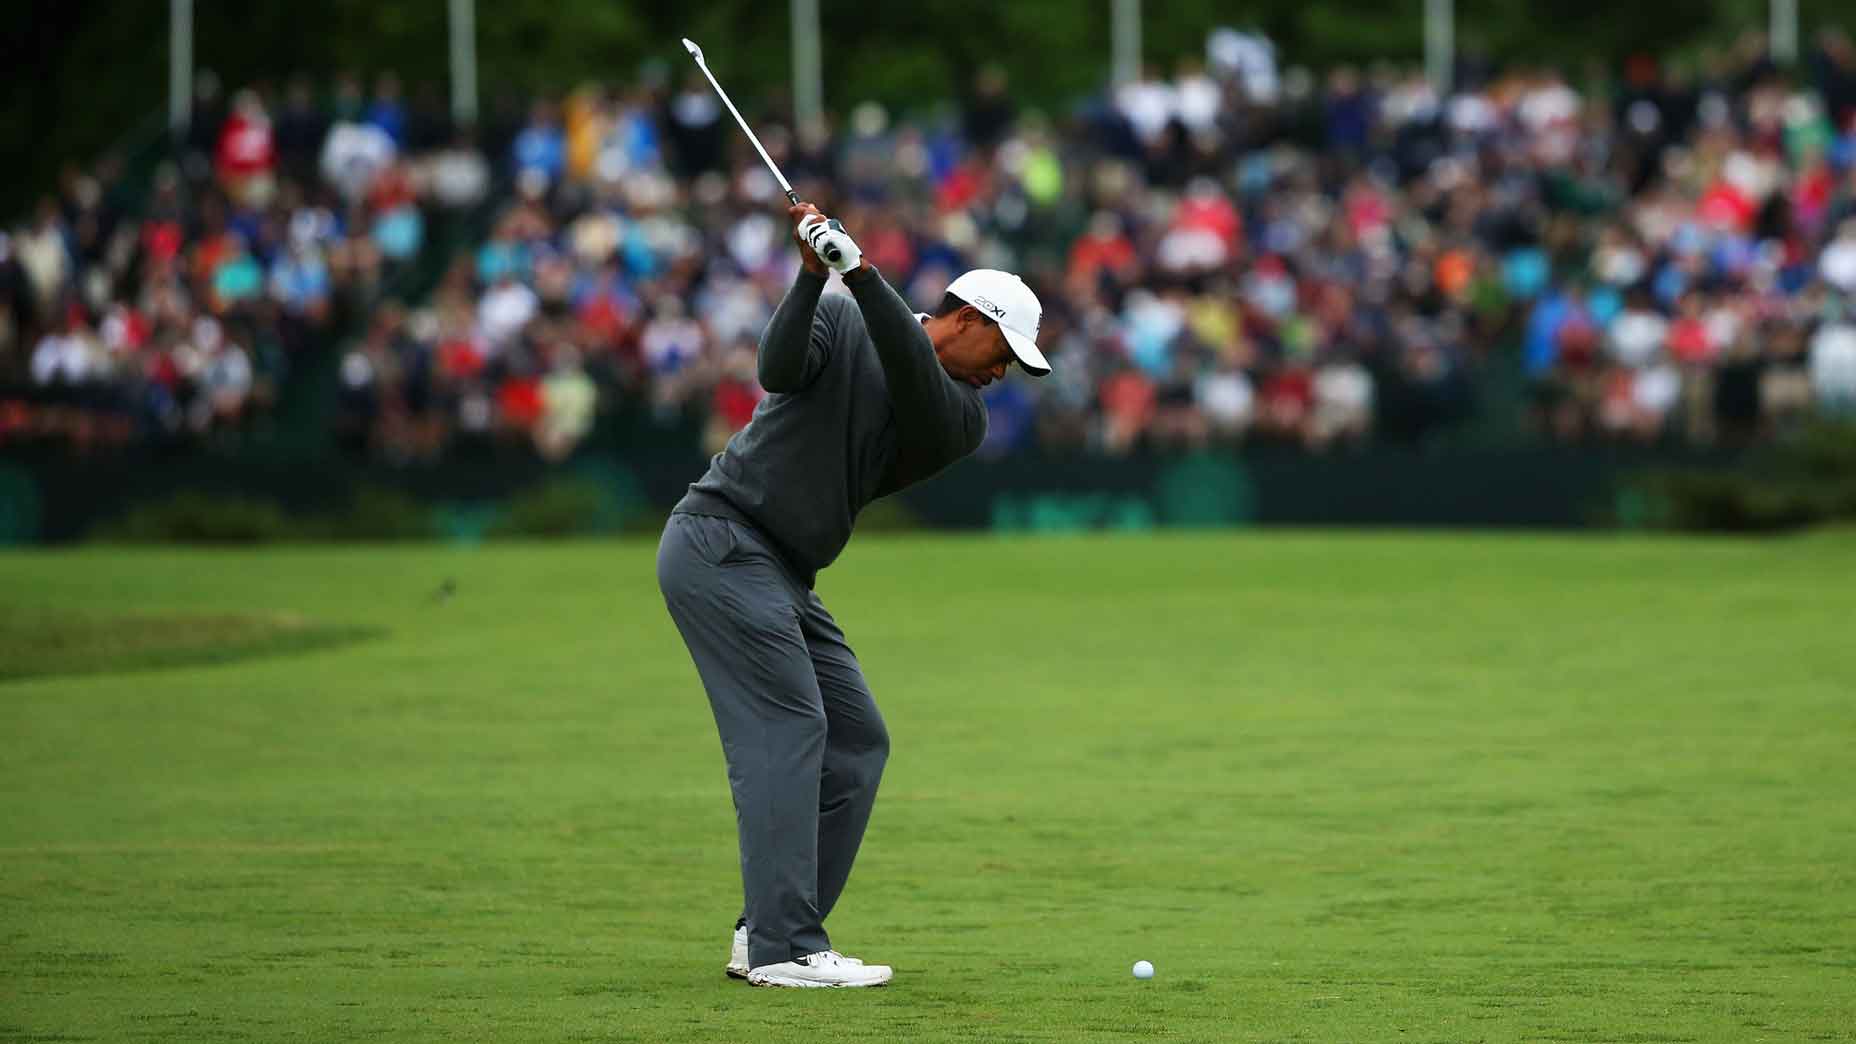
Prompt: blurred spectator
<box><xmin>1811</xmin><ymin>310</ymin><xmax>1856</xmax><ymax>414</ymax></box>
<box><xmin>216</xmin><ymin>89</ymin><xmax>277</xmax><ymax>209</ymax></box>
<box><xmin>964</xmin><ymin>66</ymin><xmax>1017</xmax><ymax>150</ymax></box>
<box><xmin>512</xmin><ymin>102</ymin><xmax>566</xmax><ymax>188</ymax></box>
<box><xmin>666</xmin><ymin>74</ymin><xmax>724</xmax><ymax>177</ymax></box>
<box><xmin>15</xmin><ymin>200</ymin><xmax>70</xmax><ymax>317</ymax></box>
<box><xmin>1195</xmin><ymin>358</ymin><xmax>1255</xmax><ymax>442</ymax></box>
<box><xmin>427</xmin><ymin>130</ymin><xmax>492</xmax><ymax>211</ymax></box>
<box><xmin>538</xmin><ymin>349</ymin><xmax>598</xmax><ymax>460</ymax></box>
<box><xmin>1206</xmin><ymin>27</ymin><xmax>1279</xmax><ymax>104</ymax></box>
<box><xmin>365</xmin><ymin>73</ymin><xmax>409</xmax><ymax>146</ymax></box>
<box><xmin>478</xmin><ymin>272</ymin><xmax>538</xmax><ymax>351</ymax></box>
<box><xmin>275</xmin><ymin>77</ymin><xmax>330</xmax><ymax>180</ymax></box>
<box><xmin>321</xmin><ymin>119</ymin><xmax>396</xmax><ymax>204</ymax></box>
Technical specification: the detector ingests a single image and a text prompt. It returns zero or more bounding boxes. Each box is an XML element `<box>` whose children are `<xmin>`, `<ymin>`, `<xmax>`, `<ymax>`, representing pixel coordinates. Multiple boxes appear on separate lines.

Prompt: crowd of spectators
<box><xmin>9</xmin><ymin>25</ymin><xmax>1856</xmax><ymax>460</ymax></box>
<box><xmin>0</xmin><ymin>71</ymin><xmax>488</xmax><ymax>449</ymax></box>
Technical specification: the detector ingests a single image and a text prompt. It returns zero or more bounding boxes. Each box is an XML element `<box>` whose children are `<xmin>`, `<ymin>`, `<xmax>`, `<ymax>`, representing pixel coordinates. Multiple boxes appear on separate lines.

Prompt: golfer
<box><xmin>656</xmin><ymin>203</ymin><xmax>1048</xmax><ymax>988</ymax></box>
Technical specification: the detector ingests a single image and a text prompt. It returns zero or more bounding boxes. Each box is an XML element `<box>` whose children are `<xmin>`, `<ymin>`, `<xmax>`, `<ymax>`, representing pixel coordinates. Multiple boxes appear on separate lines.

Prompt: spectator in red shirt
<box><xmin>1068</xmin><ymin>211</ymin><xmax>1138</xmax><ymax>293</ymax></box>
<box><xmin>497</xmin><ymin>375</ymin><xmax>544</xmax><ymax>433</ymax></box>
<box><xmin>216</xmin><ymin>89</ymin><xmax>277</xmax><ymax>208</ymax></box>
<box><xmin>1696</xmin><ymin>178</ymin><xmax>1754</xmax><ymax>233</ymax></box>
<box><xmin>934</xmin><ymin>157</ymin><xmax>989</xmax><ymax>213</ymax></box>
<box><xmin>1666</xmin><ymin>294</ymin><xmax>1715</xmax><ymax>366</ymax></box>
<box><xmin>1260</xmin><ymin>367</ymin><xmax>1315</xmax><ymax>441</ymax></box>
<box><xmin>1098</xmin><ymin>364</ymin><xmax>1156</xmax><ymax>454</ymax></box>
<box><xmin>704</xmin><ymin>343</ymin><xmax>764</xmax><ymax>455</ymax></box>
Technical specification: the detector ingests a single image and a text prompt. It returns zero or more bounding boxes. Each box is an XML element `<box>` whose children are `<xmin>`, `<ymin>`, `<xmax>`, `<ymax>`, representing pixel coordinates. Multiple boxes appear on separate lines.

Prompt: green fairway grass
<box><xmin>2</xmin><ymin>531</ymin><xmax>1853</xmax><ymax>1042</ymax></box>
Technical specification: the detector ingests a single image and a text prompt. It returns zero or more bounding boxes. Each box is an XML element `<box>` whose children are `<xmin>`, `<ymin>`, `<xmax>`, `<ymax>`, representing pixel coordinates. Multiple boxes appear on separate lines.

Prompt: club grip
<box><xmin>821</xmin><ymin>218</ymin><xmax>844</xmax><ymax>263</ymax></box>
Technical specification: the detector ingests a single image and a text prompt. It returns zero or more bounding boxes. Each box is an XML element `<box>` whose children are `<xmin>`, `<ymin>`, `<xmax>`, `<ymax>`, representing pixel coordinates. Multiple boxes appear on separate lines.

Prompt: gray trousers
<box><xmin>656</xmin><ymin>512</ymin><xmax>889</xmax><ymax>969</ymax></box>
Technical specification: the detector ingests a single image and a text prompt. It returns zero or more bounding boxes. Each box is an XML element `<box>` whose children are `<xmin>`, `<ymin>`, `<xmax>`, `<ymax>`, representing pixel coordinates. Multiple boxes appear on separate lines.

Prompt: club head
<box><xmin>681</xmin><ymin>38</ymin><xmax>705</xmax><ymax>65</ymax></box>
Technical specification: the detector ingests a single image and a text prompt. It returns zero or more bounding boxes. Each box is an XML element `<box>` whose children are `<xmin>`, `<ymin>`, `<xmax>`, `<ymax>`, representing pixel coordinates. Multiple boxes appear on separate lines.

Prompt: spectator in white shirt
<box><xmin>1115</xmin><ymin>66</ymin><xmax>1177</xmax><ymax>146</ymax></box>
<box><xmin>1194</xmin><ymin>361</ymin><xmax>1255</xmax><ymax>441</ymax></box>
<box><xmin>1609</xmin><ymin>296</ymin><xmax>1669</xmax><ymax>368</ymax></box>
<box><xmin>1172</xmin><ymin>58</ymin><xmax>1223</xmax><ymax>134</ymax></box>
<box><xmin>1818</xmin><ymin>220</ymin><xmax>1856</xmax><ymax>294</ymax></box>
<box><xmin>1810</xmin><ymin>317</ymin><xmax>1856</xmax><ymax>413</ymax></box>
<box><xmin>476</xmin><ymin>274</ymin><xmax>538</xmax><ymax>353</ymax></box>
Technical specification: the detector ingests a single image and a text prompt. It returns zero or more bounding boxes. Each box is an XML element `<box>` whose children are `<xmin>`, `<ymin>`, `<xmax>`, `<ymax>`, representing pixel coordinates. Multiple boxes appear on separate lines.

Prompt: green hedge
<box><xmin>1630</xmin><ymin>423</ymin><xmax>1856</xmax><ymax>533</ymax></box>
<box><xmin>487</xmin><ymin>477</ymin><xmax>663</xmax><ymax>539</ymax></box>
<box><xmin>94</xmin><ymin>487</ymin><xmax>435</xmax><ymax>544</ymax></box>
<box><xmin>90</xmin><ymin>477</ymin><xmax>665</xmax><ymax>545</ymax></box>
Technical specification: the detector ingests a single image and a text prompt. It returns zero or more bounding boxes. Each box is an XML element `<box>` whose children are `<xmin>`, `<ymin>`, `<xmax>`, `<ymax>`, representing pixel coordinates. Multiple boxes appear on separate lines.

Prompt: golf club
<box><xmin>681</xmin><ymin>37</ymin><xmax>842</xmax><ymax>263</ymax></box>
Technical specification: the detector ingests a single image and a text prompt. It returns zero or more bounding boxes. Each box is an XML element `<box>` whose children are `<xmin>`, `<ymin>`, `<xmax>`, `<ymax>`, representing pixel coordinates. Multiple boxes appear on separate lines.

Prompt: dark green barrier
<box><xmin>1</xmin><ymin>440</ymin><xmax>1739</xmax><ymax>545</ymax></box>
<box><xmin>1</xmin><ymin>445</ymin><xmax>704</xmax><ymax>544</ymax></box>
<box><xmin>897</xmin><ymin>445</ymin><xmax>1734</xmax><ymax>532</ymax></box>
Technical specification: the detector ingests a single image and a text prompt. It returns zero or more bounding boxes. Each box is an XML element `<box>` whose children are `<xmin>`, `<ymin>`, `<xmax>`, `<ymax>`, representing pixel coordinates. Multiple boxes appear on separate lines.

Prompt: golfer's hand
<box><xmin>792</xmin><ymin>206</ymin><xmax>863</xmax><ymax>275</ymax></box>
<box><xmin>790</xmin><ymin>204</ymin><xmax>830</xmax><ymax>275</ymax></box>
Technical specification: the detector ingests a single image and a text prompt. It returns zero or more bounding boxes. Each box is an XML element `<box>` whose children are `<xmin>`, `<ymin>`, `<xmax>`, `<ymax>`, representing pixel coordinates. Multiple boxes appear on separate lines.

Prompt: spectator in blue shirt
<box><xmin>270</xmin><ymin>242</ymin><xmax>332</xmax><ymax>319</ymax></box>
<box><xmin>512</xmin><ymin>102</ymin><xmax>565</xmax><ymax>186</ymax></box>
<box><xmin>364</xmin><ymin>73</ymin><xmax>408</xmax><ymax>146</ymax></box>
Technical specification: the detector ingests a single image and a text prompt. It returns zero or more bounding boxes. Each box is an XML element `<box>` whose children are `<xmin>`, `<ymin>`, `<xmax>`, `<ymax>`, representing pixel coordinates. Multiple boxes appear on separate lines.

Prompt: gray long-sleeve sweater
<box><xmin>672</xmin><ymin>264</ymin><xmax>987</xmax><ymax>587</ymax></box>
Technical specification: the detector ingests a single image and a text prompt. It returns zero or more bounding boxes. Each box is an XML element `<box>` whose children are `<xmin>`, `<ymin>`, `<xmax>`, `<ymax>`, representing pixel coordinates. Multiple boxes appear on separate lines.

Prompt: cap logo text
<box><xmin>971</xmin><ymin>296</ymin><xmax>1008</xmax><ymax>319</ymax></box>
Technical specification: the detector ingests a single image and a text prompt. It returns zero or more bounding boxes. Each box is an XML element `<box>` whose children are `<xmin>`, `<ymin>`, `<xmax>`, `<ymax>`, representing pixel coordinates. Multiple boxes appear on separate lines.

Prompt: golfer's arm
<box><xmin>757</xmin><ymin>268</ymin><xmax>831</xmax><ymax>393</ymax></box>
<box><xmin>844</xmin><ymin>265</ymin><xmax>986</xmax><ymax>461</ymax></box>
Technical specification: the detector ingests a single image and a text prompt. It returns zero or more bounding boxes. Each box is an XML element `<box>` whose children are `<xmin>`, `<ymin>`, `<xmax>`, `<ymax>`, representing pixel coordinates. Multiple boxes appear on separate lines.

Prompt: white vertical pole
<box><xmin>1112</xmin><ymin>0</ymin><xmax>1141</xmax><ymax>87</ymax></box>
<box><xmin>1771</xmin><ymin>0</ymin><xmax>1798</xmax><ymax>65</ymax></box>
<box><xmin>169</xmin><ymin>0</ymin><xmax>192</xmax><ymax>134</ymax></box>
<box><xmin>792</xmin><ymin>0</ymin><xmax>823</xmax><ymax>128</ymax></box>
<box><xmin>449</xmin><ymin>0</ymin><xmax>478</xmax><ymax>125</ymax></box>
<box><xmin>1425</xmin><ymin>0</ymin><xmax>1454</xmax><ymax>96</ymax></box>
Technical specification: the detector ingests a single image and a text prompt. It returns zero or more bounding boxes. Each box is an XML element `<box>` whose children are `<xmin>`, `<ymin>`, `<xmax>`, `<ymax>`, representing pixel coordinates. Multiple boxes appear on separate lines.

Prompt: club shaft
<box><xmin>690</xmin><ymin>57</ymin><xmax>795</xmax><ymax>197</ymax></box>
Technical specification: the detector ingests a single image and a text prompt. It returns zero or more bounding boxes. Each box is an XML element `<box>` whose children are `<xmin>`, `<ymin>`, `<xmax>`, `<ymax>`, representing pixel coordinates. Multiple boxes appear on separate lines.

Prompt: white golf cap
<box><xmin>945</xmin><ymin>269</ymin><xmax>1050</xmax><ymax>376</ymax></box>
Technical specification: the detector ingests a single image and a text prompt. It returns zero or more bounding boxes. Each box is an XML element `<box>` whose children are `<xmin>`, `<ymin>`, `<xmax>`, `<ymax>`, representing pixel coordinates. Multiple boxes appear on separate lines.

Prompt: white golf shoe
<box><xmin>727</xmin><ymin>925</ymin><xmax>749</xmax><ymax>979</ymax></box>
<box><xmin>729</xmin><ymin>924</ymin><xmax>866</xmax><ymax>980</ymax></box>
<box><xmin>746</xmin><ymin>950</ymin><xmax>892</xmax><ymax>988</ymax></box>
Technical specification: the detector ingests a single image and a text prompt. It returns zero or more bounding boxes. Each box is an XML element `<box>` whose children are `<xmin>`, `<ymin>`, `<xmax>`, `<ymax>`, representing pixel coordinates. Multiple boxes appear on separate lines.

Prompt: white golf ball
<box><xmin>1132</xmin><ymin>960</ymin><xmax>1154</xmax><ymax>979</ymax></box>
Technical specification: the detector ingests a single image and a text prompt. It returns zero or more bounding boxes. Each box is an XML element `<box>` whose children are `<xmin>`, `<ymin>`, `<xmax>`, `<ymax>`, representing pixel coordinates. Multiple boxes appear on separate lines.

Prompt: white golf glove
<box><xmin>798</xmin><ymin>214</ymin><xmax>862</xmax><ymax>274</ymax></box>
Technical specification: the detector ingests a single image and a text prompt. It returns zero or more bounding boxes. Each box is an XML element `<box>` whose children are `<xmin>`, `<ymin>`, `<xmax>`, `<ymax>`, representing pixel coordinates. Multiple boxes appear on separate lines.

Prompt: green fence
<box><xmin>0</xmin><ymin>437</ymin><xmax>1737</xmax><ymax>545</ymax></box>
